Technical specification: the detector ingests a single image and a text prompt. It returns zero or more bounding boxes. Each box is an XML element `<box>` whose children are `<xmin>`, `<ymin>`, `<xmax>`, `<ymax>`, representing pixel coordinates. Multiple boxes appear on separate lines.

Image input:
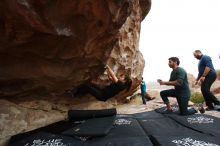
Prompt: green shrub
<box><xmin>190</xmin><ymin>92</ymin><xmax>204</xmax><ymax>103</ymax></box>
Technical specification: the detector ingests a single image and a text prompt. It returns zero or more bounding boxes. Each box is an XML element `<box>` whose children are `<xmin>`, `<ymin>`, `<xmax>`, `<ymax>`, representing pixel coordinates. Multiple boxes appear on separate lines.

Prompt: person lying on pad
<box><xmin>157</xmin><ymin>57</ymin><xmax>196</xmax><ymax>115</ymax></box>
<box><xmin>68</xmin><ymin>65</ymin><xmax>132</xmax><ymax>101</ymax></box>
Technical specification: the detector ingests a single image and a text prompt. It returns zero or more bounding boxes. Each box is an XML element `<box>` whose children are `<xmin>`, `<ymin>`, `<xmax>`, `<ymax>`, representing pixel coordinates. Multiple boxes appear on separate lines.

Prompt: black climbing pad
<box><xmin>167</xmin><ymin>113</ymin><xmax>220</xmax><ymax>137</ymax></box>
<box><xmin>62</xmin><ymin>116</ymin><xmax>115</xmax><ymax>137</ymax></box>
<box><xmin>151</xmin><ymin>135</ymin><xmax>220</xmax><ymax>146</ymax></box>
<box><xmin>133</xmin><ymin>110</ymin><xmax>165</xmax><ymax>119</ymax></box>
<box><xmin>8</xmin><ymin>132</ymin><xmax>82</xmax><ymax>146</ymax></box>
<box><xmin>138</xmin><ymin>117</ymin><xmax>199</xmax><ymax>136</ymax></box>
<box><xmin>68</xmin><ymin>108</ymin><xmax>117</xmax><ymax>121</ymax></box>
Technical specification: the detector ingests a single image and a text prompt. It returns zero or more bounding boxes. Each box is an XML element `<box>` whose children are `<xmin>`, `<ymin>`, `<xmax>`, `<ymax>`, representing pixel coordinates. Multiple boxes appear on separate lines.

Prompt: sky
<box><xmin>139</xmin><ymin>0</ymin><xmax>220</xmax><ymax>83</ymax></box>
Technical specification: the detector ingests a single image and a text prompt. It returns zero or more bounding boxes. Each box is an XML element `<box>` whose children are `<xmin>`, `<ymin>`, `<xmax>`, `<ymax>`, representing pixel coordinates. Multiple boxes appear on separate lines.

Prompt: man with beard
<box><xmin>158</xmin><ymin>57</ymin><xmax>195</xmax><ymax>115</ymax></box>
<box><xmin>193</xmin><ymin>50</ymin><xmax>220</xmax><ymax>110</ymax></box>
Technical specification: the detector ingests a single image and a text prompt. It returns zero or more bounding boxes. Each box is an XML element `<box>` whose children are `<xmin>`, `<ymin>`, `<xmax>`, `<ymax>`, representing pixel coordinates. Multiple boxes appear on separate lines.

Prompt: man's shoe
<box><xmin>205</xmin><ymin>107</ymin><xmax>215</xmax><ymax>111</ymax></box>
<box><xmin>162</xmin><ymin>109</ymin><xmax>173</xmax><ymax>114</ymax></box>
<box><xmin>146</xmin><ymin>96</ymin><xmax>156</xmax><ymax>101</ymax></box>
<box><xmin>198</xmin><ymin>105</ymin><xmax>205</xmax><ymax>114</ymax></box>
<box><xmin>214</xmin><ymin>105</ymin><xmax>220</xmax><ymax>110</ymax></box>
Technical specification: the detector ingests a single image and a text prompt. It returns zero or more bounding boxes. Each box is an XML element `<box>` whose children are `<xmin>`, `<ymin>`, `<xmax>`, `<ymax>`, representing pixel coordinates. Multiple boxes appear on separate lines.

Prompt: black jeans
<box><xmin>201</xmin><ymin>74</ymin><xmax>220</xmax><ymax>108</ymax></box>
<box><xmin>74</xmin><ymin>84</ymin><xmax>108</xmax><ymax>101</ymax></box>
<box><xmin>160</xmin><ymin>89</ymin><xmax>192</xmax><ymax>115</ymax></box>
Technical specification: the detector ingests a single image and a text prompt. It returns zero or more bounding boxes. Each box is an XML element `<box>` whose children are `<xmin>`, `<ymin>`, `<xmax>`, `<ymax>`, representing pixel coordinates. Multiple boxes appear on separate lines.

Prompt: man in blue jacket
<box><xmin>193</xmin><ymin>50</ymin><xmax>220</xmax><ymax>110</ymax></box>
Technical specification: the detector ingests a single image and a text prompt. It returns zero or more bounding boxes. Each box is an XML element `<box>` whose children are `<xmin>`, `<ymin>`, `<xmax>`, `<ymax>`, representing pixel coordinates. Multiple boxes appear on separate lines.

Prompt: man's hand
<box><xmin>199</xmin><ymin>76</ymin><xmax>205</xmax><ymax>82</ymax></box>
<box><xmin>157</xmin><ymin>79</ymin><xmax>162</xmax><ymax>83</ymax></box>
<box><xmin>157</xmin><ymin>79</ymin><xmax>164</xmax><ymax>85</ymax></box>
<box><xmin>195</xmin><ymin>77</ymin><xmax>205</xmax><ymax>86</ymax></box>
<box><xmin>105</xmin><ymin>65</ymin><xmax>110</xmax><ymax>70</ymax></box>
<box><xmin>105</xmin><ymin>65</ymin><xmax>118</xmax><ymax>83</ymax></box>
<box><xmin>194</xmin><ymin>80</ymin><xmax>199</xmax><ymax>85</ymax></box>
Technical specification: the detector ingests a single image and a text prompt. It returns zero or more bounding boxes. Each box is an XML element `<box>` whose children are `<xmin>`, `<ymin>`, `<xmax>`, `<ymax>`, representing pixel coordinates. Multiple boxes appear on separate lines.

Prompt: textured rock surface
<box><xmin>0</xmin><ymin>0</ymin><xmax>151</xmax><ymax>99</ymax></box>
<box><xmin>0</xmin><ymin>99</ymin><xmax>65</xmax><ymax>145</ymax></box>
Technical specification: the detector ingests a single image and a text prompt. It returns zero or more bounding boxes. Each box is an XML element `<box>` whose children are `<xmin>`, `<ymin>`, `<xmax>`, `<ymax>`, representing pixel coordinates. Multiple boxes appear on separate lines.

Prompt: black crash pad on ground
<box><xmin>68</xmin><ymin>108</ymin><xmax>116</xmax><ymax>121</ymax></box>
<box><xmin>89</xmin><ymin>137</ymin><xmax>153</xmax><ymax>146</ymax></box>
<box><xmin>167</xmin><ymin>114</ymin><xmax>220</xmax><ymax>137</ymax></box>
<box><xmin>151</xmin><ymin>135</ymin><xmax>220</xmax><ymax>146</ymax></box>
<box><xmin>62</xmin><ymin>116</ymin><xmax>115</xmax><ymax>137</ymax></box>
<box><xmin>133</xmin><ymin>110</ymin><xmax>165</xmax><ymax>119</ymax></box>
<box><xmin>9</xmin><ymin>120</ymin><xmax>77</xmax><ymax>144</ymax></box>
<box><xmin>7</xmin><ymin>109</ymin><xmax>220</xmax><ymax>146</ymax></box>
<box><xmin>9</xmin><ymin>132</ymin><xmax>83</xmax><ymax>146</ymax></box>
<box><xmin>107</xmin><ymin>117</ymin><xmax>147</xmax><ymax>138</ymax></box>
<box><xmin>138</xmin><ymin>117</ymin><xmax>199</xmax><ymax>136</ymax></box>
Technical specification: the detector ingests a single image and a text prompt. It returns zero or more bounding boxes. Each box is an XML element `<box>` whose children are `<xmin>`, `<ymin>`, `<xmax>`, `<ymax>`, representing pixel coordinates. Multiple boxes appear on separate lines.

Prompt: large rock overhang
<box><xmin>0</xmin><ymin>0</ymin><xmax>151</xmax><ymax>99</ymax></box>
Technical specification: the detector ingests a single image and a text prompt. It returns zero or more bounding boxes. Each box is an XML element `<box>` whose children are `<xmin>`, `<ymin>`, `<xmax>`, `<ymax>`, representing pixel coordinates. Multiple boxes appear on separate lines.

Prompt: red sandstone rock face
<box><xmin>0</xmin><ymin>0</ymin><xmax>151</xmax><ymax>98</ymax></box>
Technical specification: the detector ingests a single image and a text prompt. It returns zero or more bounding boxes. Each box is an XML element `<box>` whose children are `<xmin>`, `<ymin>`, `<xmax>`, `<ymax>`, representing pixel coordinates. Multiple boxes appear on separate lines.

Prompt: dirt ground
<box><xmin>116</xmin><ymin>90</ymin><xmax>220</xmax><ymax>118</ymax></box>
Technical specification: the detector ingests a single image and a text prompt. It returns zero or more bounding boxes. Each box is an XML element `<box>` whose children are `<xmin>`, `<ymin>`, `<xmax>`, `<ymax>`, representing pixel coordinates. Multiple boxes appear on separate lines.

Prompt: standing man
<box><xmin>193</xmin><ymin>50</ymin><xmax>220</xmax><ymax>110</ymax></box>
<box><xmin>158</xmin><ymin>57</ymin><xmax>193</xmax><ymax>115</ymax></box>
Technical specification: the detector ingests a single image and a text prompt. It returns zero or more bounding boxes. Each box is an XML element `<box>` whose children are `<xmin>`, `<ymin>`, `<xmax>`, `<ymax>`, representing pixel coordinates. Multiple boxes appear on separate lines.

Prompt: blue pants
<box><xmin>201</xmin><ymin>74</ymin><xmax>220</xmax><ymax>108</ymax></box>
<box><xmin>160</xmin><ymin>89</ymin><xmax>190</xmax><ymax>115</ymax></box>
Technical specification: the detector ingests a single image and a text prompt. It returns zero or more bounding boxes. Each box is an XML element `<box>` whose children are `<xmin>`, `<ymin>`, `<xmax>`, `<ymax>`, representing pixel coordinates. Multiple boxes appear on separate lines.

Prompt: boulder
<box><xmin>0</xmin><ymin>0</ymin><xmax>151</xmax><ymax>99</ymax></box>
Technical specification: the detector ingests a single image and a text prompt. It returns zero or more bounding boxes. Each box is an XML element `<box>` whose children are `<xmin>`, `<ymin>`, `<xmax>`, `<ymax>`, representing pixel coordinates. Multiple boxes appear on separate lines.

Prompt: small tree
<box><xmin>190</xmin><ymin>92</ymin><xmax>204</xmax><ymax>104</ymax></box>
